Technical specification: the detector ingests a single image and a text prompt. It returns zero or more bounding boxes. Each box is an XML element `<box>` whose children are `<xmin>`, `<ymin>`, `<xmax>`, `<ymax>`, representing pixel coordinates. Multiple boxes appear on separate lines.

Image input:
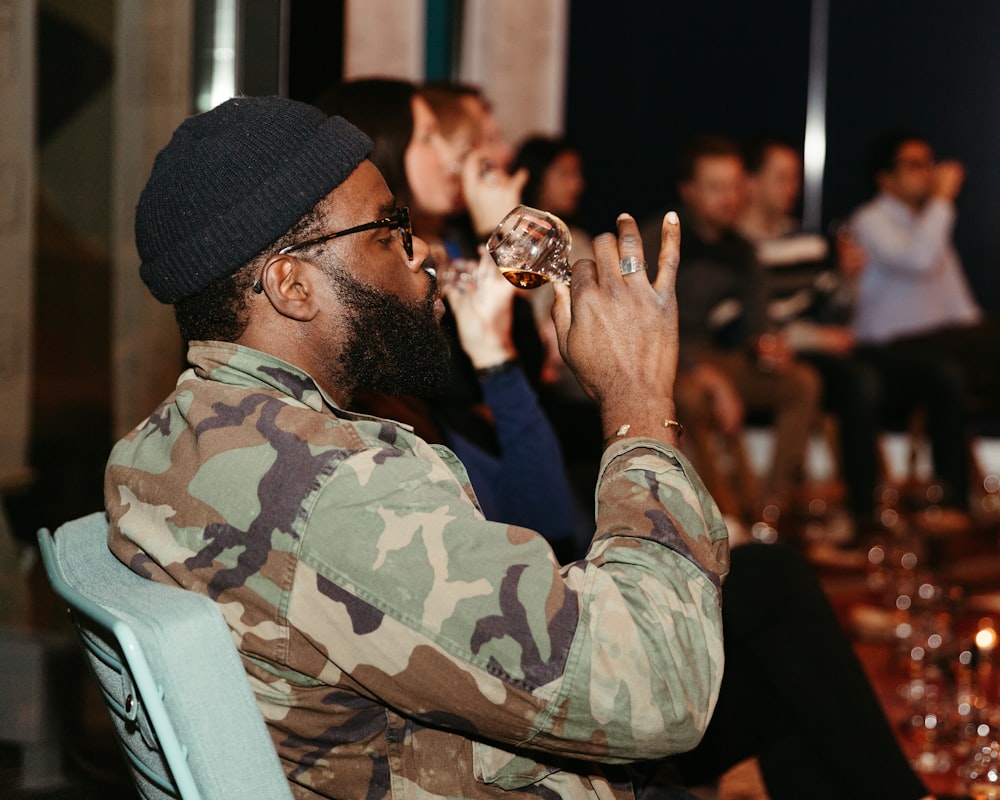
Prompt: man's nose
<box><xmin>407</xmin><ymin>234</ymin><xmax>432</xmax><ymax>270</ymax></box>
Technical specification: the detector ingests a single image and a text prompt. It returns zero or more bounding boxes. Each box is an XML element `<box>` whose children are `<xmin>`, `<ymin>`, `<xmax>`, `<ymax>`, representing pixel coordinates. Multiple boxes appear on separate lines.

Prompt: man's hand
<box><xmin>551</xmin><ymin>212</ymin><xmax>682</xmax><ymax>445</ymax></box>
<box><xmin>445</xmin><ymin>250</ymin><xmax>518</xmax><ymax>369</ymax></box>
<box><xmin>932</xmin><ymin>160</ymin><xmax>965</xmax><ymax>201</ymax></box>
<box><xmin>461</xmin><ymin>151</ymin><xmax>529</xmax><ymax>238</ymax></box>
<box><xmin>783</xmin><ymin>322</ymin><xmax>855</xmax><ymax>355</ymax></box>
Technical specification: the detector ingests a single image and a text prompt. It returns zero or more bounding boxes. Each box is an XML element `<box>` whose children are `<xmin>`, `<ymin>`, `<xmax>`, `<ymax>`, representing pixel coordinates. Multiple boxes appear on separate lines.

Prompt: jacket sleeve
<box><xmin>289</xmin><ymin>435</ymin><xmax>728</xmax><ymax>763</ymax></box>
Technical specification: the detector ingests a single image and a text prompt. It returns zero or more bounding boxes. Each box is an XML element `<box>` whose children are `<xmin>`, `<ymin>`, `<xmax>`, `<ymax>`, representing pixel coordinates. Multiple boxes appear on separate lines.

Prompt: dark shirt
<box><xmin>642</xmin><ymin>212</ymin><xmax>768</xmax><ymax>366</ymax></box>
<box><xmin>753</xmin><ymin>231</ymin><xmax>853</xmax><ymax>329</ymax></box>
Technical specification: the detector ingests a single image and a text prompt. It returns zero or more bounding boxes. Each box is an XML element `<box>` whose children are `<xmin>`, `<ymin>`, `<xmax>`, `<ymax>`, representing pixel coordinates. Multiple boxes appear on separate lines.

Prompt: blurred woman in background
<box><xmin>315</xmin><ymin>78</ymin><xmax>580</xmax><ymax>558</ymax></box>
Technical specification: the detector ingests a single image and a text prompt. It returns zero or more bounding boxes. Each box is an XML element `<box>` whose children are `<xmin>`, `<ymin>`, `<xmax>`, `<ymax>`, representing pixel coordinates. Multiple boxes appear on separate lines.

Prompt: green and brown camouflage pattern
<box><xmin>105</xmin><ymin>341</ymin><xmax>729</xmax><ymax>800</ymax></box>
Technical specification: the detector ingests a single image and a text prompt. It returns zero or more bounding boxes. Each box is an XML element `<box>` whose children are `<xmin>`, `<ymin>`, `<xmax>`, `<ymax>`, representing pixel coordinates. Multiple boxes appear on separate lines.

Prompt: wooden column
<box><xmin>0</xmin><ymin>0</ymin><xmax>36</xmax><ymax>489</ymax></box>
<box><xmin>110</xmin><ymin>1</ymin><xmax>192</xmax><ymax>437</ymax></box>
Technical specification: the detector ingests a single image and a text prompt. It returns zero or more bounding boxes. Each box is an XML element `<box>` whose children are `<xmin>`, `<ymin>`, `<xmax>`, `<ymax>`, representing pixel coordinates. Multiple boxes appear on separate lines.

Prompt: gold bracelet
<box><xmin>604</xmin><ymin>418</ymin><xmax>684</xmax><ymax>448</ymax></box>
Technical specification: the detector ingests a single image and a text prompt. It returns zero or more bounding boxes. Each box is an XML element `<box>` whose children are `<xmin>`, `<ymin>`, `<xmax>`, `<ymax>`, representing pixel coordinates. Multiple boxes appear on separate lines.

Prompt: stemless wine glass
<box><xmin>435</xmin><ymin>256</ymin><xmax>480</xmax><ymax>294</ymax></box>
<box><xmin>487</xmin><ymin>204</ymin><xmax>572</xmax><ymax>289</ymax></box>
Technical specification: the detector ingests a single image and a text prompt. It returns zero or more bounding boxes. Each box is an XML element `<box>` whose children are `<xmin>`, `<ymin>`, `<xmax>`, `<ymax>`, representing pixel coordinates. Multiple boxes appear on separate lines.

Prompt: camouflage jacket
<box><xmin>105</xmin><ymin>341</ymin><xmax>729</xmax><ymax>800</ymax></box>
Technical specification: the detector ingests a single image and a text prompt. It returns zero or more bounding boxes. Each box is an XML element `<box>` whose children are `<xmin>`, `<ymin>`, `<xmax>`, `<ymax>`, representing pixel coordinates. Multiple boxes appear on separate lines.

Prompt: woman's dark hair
<box><xmin>314</xmin><ymin>78</ymin><xmax>416</xmax><ymax>206</ymax></box>
<box><xmin>420</xmin><ymin>84</ymin><xmax>473</xmax><ymax>142</ymax></box>
<box><xmin>511</xmin><ymin>135</ymin><xmax>577</xmax><ymax>209</ymax></box>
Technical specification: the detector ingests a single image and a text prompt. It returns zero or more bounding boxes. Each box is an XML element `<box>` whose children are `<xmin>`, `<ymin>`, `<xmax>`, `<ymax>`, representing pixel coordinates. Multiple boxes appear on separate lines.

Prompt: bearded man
<box><xmin>105</xmin><ymin>96</ymin><xmax>727</xmax><ymax>800</ymax></box>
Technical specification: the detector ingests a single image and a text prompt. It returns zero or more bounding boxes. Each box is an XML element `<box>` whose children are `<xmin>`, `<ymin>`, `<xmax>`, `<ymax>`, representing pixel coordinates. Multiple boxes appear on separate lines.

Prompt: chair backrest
<box><xmin>37</xmin><ymin>512</ymin><xmax>294</xmax><ymax>800</ymax></box>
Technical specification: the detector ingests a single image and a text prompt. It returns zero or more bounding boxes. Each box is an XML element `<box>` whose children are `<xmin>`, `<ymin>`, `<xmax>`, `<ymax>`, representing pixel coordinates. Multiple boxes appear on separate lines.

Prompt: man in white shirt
<box><xmin>743</xmin><ymin>137</ymin><xmax>975</xmax><ymax>523</ymax></box>
<box><xmin>850</xmin><ymin>131</ymin><xmax>999</xmax><ymax>411</ymax></box>
<box><xmin>851</xmin><ymin>133</ymin><xmax>980</xmax><ymax>342</ymax></box>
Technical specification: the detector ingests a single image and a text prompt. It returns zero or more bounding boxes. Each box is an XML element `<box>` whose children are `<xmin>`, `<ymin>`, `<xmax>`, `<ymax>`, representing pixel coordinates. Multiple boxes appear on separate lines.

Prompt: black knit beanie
<box><xmin>135</xmin><ymin>95</ymin><xmax>373</xmax><ymax>304</ymax></box>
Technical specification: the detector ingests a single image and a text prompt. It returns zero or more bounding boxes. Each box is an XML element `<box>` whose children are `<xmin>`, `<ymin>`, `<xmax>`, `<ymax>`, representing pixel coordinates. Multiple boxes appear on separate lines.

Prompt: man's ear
<box><xmin>256</xmin><ymin>254</ymin><xmax>321</xmax><ymax>321</ymax></box>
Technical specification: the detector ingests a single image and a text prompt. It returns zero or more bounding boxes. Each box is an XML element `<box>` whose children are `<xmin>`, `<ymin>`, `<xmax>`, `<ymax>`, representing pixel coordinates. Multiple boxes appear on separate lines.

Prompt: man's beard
<box><xmin>327</xmin><ymin>262</ymin><xmax>451</xmax><ymax>397</ymax></box>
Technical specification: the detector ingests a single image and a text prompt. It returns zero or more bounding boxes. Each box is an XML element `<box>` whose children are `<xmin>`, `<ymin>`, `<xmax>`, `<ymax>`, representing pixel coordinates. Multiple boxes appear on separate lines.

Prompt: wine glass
<box><xmin>428</xmin><ymin>241</ymin><xmax>481</xmax><ymax>295</ymax></box>
<box><xmin>487</xmin><ymin>204</ymin><xmax>572</xmax><ymax>289</ymax></box>
<box><xmin>435</xmin><ymin>256</ymin><xmax>480</xmax><ymax>294</ymax></box>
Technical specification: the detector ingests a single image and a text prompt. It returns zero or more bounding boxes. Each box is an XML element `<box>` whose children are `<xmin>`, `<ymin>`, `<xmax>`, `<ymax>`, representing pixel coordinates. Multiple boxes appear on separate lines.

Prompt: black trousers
<box><xmin>854</xmin><ymin>343</ymin><xmax>970</xmax><ymax>510</ymax></box>
<box><xmin>675</xmin><ymin>543</ymin><xmax>929</xmax><ymax>800</ymax></box>
<box><xmin>799</xmin><ymin>352</ymin><xmax>882</xmax><ymax>519</ymax></box>
<box><xmin>889</xmin><ymin>316</ymin><xmax>1000</xmax><ymax>413</ymax></box>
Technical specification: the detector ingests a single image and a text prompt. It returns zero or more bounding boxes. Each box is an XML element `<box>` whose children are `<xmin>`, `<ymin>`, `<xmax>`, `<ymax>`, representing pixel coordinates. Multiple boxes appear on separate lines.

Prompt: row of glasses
<box><xmin>864</xmin><ymin>497</ymin><xmax>1000</xmax><ymax>793</ymax></box>
<box><xmin>957</xmin><ymin>628</ymin><xmax>1000</xmax><ymax>798</ymax></box>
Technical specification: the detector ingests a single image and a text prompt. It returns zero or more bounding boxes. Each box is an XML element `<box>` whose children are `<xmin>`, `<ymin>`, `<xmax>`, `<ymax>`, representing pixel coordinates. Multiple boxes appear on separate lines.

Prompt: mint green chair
<box><xmin>38</xmin><ymin>512</ymin><xmax>294</xmax><ymax>800</ymax></box>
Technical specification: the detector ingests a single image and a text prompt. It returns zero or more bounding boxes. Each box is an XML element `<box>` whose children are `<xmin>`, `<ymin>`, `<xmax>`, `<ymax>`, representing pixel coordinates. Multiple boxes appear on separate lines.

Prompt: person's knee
<box><xmin>783</xmin><ymin>362</ymin><xmax>821</xmax><ymax>406</ymax></box>
<box><xmin>674</xmin><ymin>375</ymin><xmax>713</xmax><ymax>427</ymax></box>
<box><xmin>730</xmin><ymin>540</ymin><xmax>803</xmax><ymax>579</ymax></box>
<box><xmin>724</xmin><ymin>542</ymin><xmax>832</xmax><ymax>634</ymax></box>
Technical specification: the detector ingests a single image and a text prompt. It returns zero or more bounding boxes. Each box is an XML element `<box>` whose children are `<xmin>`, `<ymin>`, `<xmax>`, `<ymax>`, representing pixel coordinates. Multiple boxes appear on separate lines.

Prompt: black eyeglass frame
<box><xmin>253</xmin><ymin>206</ymin><xmax>413</xmax><ymax>293</ymax></box>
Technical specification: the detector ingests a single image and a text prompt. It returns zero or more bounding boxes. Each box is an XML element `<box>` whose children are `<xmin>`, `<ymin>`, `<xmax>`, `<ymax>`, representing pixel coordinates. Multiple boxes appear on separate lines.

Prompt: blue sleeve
<box><xmin>442</xmin><ymin>366</ymin><xmax>578</xmax><ymax>549</ymax></box>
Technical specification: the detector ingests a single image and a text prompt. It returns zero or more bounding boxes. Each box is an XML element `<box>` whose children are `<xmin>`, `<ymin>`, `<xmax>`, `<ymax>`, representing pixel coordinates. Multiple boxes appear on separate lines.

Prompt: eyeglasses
<box><xmin>254</xmin><ymin>206</ymin><xmax>413</xmax><ymax>293</ymax></box>
<box><xmin>894</xmin><ymin>158</ymin><xmax>934</xmax><ymax>172</ymax></box>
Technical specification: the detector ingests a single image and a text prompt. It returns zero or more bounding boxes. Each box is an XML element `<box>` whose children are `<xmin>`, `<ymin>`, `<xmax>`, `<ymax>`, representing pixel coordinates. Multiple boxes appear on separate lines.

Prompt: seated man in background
<box><xmin>104</xmin><ymin>96</ymin><xmax>728</xmax><ymax>800</ymax></box>
<box><xmin>739</xmin><ymin>137</ymin><xmax>880</xmax><ymax>540</ymax></box>
<box><xmin>643</xmin><ymin>135</ymin><xmax>821</xmax><ymax>535</ymax></box>
<box><xmin>850</xmin><ymin>130</ymin><xmax>1000</xmax><ymax>415</ymax></box>
<box><xmin>739</xmin><ymin>138</ymin><xmax>971</xmax><ymax>533</ymax></box>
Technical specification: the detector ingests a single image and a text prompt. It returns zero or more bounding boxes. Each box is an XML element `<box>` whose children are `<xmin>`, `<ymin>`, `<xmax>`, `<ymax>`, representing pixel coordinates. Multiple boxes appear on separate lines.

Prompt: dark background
<box><xmin>282</xmin><ymin>0</ymin><xmax>999</xmax><ymax>310</ymax></box>
<box><xmin>565</xmin><ymin>0</ymin><xmax>1000</xmax><ymax>311</ymax></box>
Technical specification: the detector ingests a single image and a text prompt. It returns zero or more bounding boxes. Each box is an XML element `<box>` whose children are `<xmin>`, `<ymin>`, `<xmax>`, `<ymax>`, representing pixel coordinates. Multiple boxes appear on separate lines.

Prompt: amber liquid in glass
<box><xmin>501</xmin><ymin>269</ymin><xmax>550</xmax><ymax>289</ymax></box>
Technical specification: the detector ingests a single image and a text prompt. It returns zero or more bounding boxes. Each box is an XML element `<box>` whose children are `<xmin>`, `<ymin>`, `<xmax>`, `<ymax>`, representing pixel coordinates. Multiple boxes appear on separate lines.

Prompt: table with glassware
<box><xmin>830</xmin><ymin>483</ymin><xmax>1000</xmax><ymax>799</ymax></box>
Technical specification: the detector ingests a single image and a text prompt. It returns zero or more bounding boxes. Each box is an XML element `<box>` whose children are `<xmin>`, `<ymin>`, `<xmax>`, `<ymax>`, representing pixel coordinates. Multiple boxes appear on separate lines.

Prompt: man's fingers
<box><xmin>567</xmin><ymin>257</ymin><xmax>597</xmax><ymax>292</ymax></box>
<box><xmin>590</xmin><ymin>229</ymin><xmax>620</xmax><ymax>285</ymax></box>
<box><xmin>554</xmin><ymin>258</ymin><xmax>596</xmax><ymax>343</ymax></box>
<box><xmin>615</xmin><ymin>213</ymin><xmax>650</xmax><ymax>283</ymax></box>
<box><xmin>652</xmin><ymin>211</ymin><xmax>681</xmax><ymax>297</ymax></box>
<box><xmin>550</xmin><ymin>280</ymin><xmax>573</xmax><ymax>355</ymax></box>
<box><xmin>590</xmin><ymin>213</ymin><xmax>649</xmax><ymax>284</ymax></box>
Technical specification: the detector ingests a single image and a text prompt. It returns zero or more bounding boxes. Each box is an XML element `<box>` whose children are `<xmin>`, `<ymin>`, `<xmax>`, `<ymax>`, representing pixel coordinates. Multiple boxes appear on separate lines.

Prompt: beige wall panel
<box><xmin>111</xmin><ymin>1</ymin><xmax>191</xmax><ymax>436</ymax></box>
<box><xmin>460</xmin><ymin>0</ymin><xmax>568</xmax><ymax>148</ymax></box>
<box><xmin>344</xmin><ymin>0</ymin><xmax>425</xmax><ymax>80</ymax></box>
<box><xmin>0</xmin><ymin>0</ymin><xmax>36</xmax><ymax>486</ymax></box>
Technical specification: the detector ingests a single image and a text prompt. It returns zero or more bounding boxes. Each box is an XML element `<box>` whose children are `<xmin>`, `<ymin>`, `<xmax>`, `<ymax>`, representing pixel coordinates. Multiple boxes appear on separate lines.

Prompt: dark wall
<box><xmin>566</xmin><ymin>0</ymin><xmax>999</xmax><ymax>311</ymax></box>
<box><xmin>287</xmin><ymin>1</ymin><xmax>344</xmax><ymax>104</ymax></box>
<box><xmin>824</xmin><ymin>1</ymin><xmax>1000</xmax><ymax>308</ymax></box>
<box><xmin>565</xmin><ymin>1</ymin><xmax>810</xmax><ymax>230</ymax></box>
